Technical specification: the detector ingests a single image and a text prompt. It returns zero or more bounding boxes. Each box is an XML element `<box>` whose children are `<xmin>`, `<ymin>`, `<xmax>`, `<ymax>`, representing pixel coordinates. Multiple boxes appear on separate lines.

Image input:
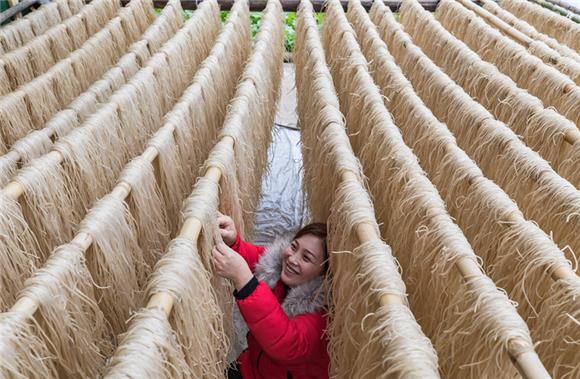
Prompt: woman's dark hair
<box><xmin>293</xmin><ymin>223</ymin><xmax>328</xmax><ymax>272</ymax></box>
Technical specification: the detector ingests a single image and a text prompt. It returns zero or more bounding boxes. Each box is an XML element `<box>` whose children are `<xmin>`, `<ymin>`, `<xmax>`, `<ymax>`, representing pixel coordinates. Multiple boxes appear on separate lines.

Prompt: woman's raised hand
<box><xmin>217</xmin><ymin>212</ymin><xmax>237</xmax><ymax>246</ymax></box>
<box><xmin>212</xmin><ymin>242</ymin><xmax>253</xmax><ymax>291</ymax></box>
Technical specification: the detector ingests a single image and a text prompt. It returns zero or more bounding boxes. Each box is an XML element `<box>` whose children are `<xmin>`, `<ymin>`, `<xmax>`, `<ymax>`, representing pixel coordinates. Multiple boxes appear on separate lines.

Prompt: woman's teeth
<box><xmin>285</xmin><ymin>264</ymin><xmax>299</xmax><ymax>276</ymax></box>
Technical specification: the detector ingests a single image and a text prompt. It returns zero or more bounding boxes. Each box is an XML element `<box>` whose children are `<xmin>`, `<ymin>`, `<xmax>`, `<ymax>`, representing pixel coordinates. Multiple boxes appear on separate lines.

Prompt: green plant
<box><xmin>250</xmin><ymin>11</ymin><xmax>262</xmax><ymax>37</ymax></box>
<box><xmin>183</xmin><ymin>10</ymin><xmax>194</xmax><ymax>20</ymax></box>
<box><xmin>156</xmin><ymin>8</ymin><xmax>324</xmax><ymax>53</ymax></box>
<box><xmin>284</xmin><ymin>12</ymin><xmax>296</xmax><ymax>52</ymax></box>
<box><xmin>220</xmin><ymin>10</ymin><xmax>229</xmax><ymax>23</ymax></box>
<box><xmin>247</xmin><ymin>11</ymin><xmax>323</xmax><ymax>52</ymax></box>
<box><xmin>153</xmin><ymin>8</ymin><xmax>208</xmax><ymax>20</ymax></box>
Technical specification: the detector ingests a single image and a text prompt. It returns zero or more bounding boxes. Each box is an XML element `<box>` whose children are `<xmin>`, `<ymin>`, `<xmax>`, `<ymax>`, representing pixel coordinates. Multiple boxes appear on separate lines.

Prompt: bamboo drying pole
<box><xmin>3</xmin><ymin>150</ymin><xmax>58</xmax><ymax>199</ymax></box>
<box><xmin>441</xmin><ymin>142</ymin><xmax>578</xmax><ymax>283</ymax></box>
<box><xmin>455</xmin><ymin>0</ymin><xmax>580</xmax><ymax>145</ymax></box>
<box><xmin>563</xmin><ymin>128</ymin><xmax>580</xmax><ymax>145</ymax></box>
<box><xmin>407</xmin><ymin>144</ymin><xmax>551</xmax><ymax>379</ymax></box>
<box><xmin>339</xmin><ymin>170</ymin><xmax>404</xmax><ymax>307</ymax></box>
<box><xmin>423</xmin><ymin>138</ymin><xmax>578</xmax><ymax>280</ymax></box>
<box><xmin>147</xmin><ymin>135</ymin><xmax>235</xmax><ymax>315</ymax></box>
<box><xmin>382</xmin><ymin>3</ymin><xmax>575</xmax><ymax>372</ymax></box>
<box><xmin>457</xmin><ymin>0</ymin><xmax>533</xmax><ymax>44</ymax></box>
<box><xmin>501</xmin><ymin>208</ymin><xmax>577</xmax><ymax>281</ymax></box>
<box><xmin>8</xmin><ymin>122</ymin><xmax>182</xmax><ymax>317</ymax></box>
<box><xmin>480</xmin><ymin>0</ymin><xmax>580</xmax><ymax>60</ymax></box>
<box><xmin>0</xmin><ymin>120</ymin><xmax>96</xmax><ymax>181</ymax></box>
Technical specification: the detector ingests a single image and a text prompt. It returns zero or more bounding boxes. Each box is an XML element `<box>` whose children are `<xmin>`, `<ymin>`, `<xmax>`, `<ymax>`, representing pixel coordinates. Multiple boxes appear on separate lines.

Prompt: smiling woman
<box><xmin>212</xmin><ymin>213</ymin><xmax>330</xmax><ymax>379</ymax></box>
<box><xmin>282</xmin><ymin>224</ymin><xmax>327</xmax><ymax>286</ymax></box>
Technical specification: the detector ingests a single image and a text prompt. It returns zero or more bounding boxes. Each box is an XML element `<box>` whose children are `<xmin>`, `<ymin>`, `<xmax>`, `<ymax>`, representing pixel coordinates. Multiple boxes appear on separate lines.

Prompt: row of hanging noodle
<box><xmin>0</xmin><ymin>0</ymin><xmax>578</xmax><ymax>377</ymax></box>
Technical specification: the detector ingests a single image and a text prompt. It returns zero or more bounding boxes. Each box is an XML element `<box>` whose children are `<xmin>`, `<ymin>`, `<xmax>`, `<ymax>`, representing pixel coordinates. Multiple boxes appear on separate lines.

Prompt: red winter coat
<box><xmin>230</xmin><ymin>234</ymin><xmax>330</xmax><ymax>379</ymax></box>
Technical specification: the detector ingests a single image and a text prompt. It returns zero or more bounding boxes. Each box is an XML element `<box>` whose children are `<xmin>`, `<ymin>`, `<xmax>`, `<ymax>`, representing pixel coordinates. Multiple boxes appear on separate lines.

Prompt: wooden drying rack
<box><xmin>0</xmin><ymin>0</ymin><xmax>440</xmax><ymax>22</ymax></box>
<box><xmin>458</xmin><ymin>0</ymin><xmax>580</xmax><ymax>151</ymax></box>
<box><xmin>130</xmin><ymin>0</ymin><xmax>440</xmax><ymax>10</ymax></box>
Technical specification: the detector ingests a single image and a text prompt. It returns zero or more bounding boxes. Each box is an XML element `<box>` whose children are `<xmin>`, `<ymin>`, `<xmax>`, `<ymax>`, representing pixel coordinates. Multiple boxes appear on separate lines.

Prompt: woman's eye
<box><xmin>303</xmin><ymin>256</ymin><xmax>311</xmax><ymax>263</ymax></box>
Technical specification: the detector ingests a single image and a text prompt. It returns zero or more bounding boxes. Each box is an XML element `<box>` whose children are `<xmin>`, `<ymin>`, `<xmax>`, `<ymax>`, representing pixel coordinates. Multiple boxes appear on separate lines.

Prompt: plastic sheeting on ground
<box><xmin>252</xmin><ymin>64</ymin><xmax>308</xmax><ymax>246</ymax></box>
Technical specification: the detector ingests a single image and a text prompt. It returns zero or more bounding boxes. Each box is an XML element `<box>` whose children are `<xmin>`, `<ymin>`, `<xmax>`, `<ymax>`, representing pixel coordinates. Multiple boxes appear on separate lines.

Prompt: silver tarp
<box><xmin>252</xmin><ymin>64</ymin><xmax>308</xmax><ymax>245</ymax></box>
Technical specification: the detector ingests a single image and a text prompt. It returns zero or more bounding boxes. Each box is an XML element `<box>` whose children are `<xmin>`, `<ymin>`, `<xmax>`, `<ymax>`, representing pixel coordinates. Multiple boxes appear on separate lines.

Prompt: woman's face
<box><xmin>280</xmin><ymin>234</ymin><xmax>326</xmax><ymax>287</ymax></box>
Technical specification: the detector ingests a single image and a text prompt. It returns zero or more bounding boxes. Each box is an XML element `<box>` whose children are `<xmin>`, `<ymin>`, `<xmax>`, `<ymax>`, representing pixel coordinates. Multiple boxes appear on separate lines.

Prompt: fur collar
<box><xmin>230</xmin><ymin>234</ymin><xmax>326</xmax><ymax>360</ymax></box>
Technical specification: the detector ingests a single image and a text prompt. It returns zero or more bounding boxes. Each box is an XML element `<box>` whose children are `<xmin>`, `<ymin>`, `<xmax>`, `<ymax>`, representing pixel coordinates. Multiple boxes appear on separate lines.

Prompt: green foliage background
<box><xmin>155</xmin><ymin>8</ymin><xmax>324</xmax><ymax>52</ymax></box>
<box><xmin>224</xmin><ymin>11</ymin><xmax>324</xmax><ymax>52</ymax></box>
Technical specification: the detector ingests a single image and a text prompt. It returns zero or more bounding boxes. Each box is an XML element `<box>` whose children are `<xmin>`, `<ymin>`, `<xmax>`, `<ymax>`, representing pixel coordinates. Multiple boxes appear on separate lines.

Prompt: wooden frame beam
<box><xmin>121</xmin><ymin>0</ymin><xmax>440</xmax><ymax>12</ymax></box>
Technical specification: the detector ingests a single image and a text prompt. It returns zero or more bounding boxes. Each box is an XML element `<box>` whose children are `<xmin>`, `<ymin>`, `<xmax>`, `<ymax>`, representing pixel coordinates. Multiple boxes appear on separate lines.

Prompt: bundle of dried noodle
<box><xmin>120</xmin><ymin>156</ymin><xmax>170</xmax><ymax>267</ymax></box>
<box><xmin>68</xmin><ymin>0</ymin><xmax>85</xmax><ymax>15</ymax></box>
<box><xmin>535</xmin><ymin>278</ymin><xmax>580</xmax><ymax>377</ymax></box>
<box><xmin>56</xmin><ymin>0</ymin><xmax>77</xmax><ymax>20</ymax></box>
<box><xmin>21</xmin><ymin>74</ymin><xmax>61</xmax><ymax>131</ymax></box>
<box><xmin>0</xmin><ymin>311</ymin><xmax>57</xmax><ymax>378</ymax></box>
<box><xmin>0</xmin><ymin>62</ymin><xmax>10</xmax><ymax>96</ymax></box>
<box><xmin>399</xmin><ymin>0</ymin><xmax>580</xmax><ymax>186</ymax></box>
<box><xmin>11</xmin><ymin>130</ymin><xmax>54</xmax><ymax>168</ymax></box>
<box><xmin>0</xmin><ymin>19</ymin><xmax>34</xmax><ymax>55</ymax></box>
<box><xmin>0</xmin><ymin>0</ymin><xmax>80</xmax><ymax>55</ymax></box>
<box><xmin>78</xmin><ymin>0</ymin><xmax>121</xmax><ymax>36</ymax></box>
<box><xmin>163</xmin><ymin>176</ymin><xmax>233</xmax><ymax>373</ymax></box>
<box><xmin>12</xmin><ymin>243</ymin><xmax>112</xmax><ymax>377</ymax></box>
<box><xmin>45</xmin><ymin>24</ymin><xmax>74</xmax><ymax>61</ymax></box>
<box><xmin>206</xmin><ymin>139</ymin><xmax>246</xmax><ymax>237</ymax></box>
<box><xmin>2</xmin><ymin>0</ymin><xmax>219</xmax><ymax>302</ymax></box>
<box><xmin>436</xmin><ymin>0</ymin><xmax>580</xmax><ymax>126</ymax></box>
<box><xmin>218</xmin><ymin>0</ymin><xmax>284</xmax><ymax>239</ymax></box>
<box><xmin>501</xmin><ymin>0</ymin><xmax>580</xmax><ymax>52</ymax></box>
<box><xmin>0</xmin><ymin>192</ymin><xmax>41</xmax><ymax>311</ymax></box>
<box><xmin>140</xmin><ymin>0</ymin><xmax>184</xmax><ymax>53</ymax></box>
<box><xmin>365</xmin><ymin>2</ymin><xmax>580</xmax><ymax>375</ymax></box>
<box><xmin>63</xmin><ymin>14</ymin><xmax>89</xmax><ymax>50</ymax></box>
<box><xmin>376</xmin><ymin>0</ymin><xmax>580</xmax><ymax>266</ymax></box>
<box><xmin>54</xmin><ymin>103</ymin><xmax>127</xmax><ymax>205</ymax></box>
<box><xmin>0</xmin><ymin>0</ymin><xmax>153</xmax><ymax>156</ymax></box>
<box><xmin>28</xmin><ymin>2</ymin><xmax>64</xmax><ymax>35</ymax></box>
<box><xmin>160</xmin><ymin>0</ymin><xmax>250</xmax><ymax>222</ymax></box>
<box><xmin>47</xmin><ymin>60</ymin><xmax>83</xmax><ymax>106</ymax></box>
<box><xmin>329</xmin><ymin>1</ymin><xmax>538</xmax><ymax>375</ymax></box>
<box><xmin>482</xmin><ymin>0</ymin><xmax>580</xmax><ymax>63</ymax></box>
<box><xmin>296</xmin><ymin>2</ymin><xmax>441</xmax><ymax>376</ymax></box>
<box><xmin>79</xmin><ymin>194</ymin><xmax>149</xmax><ymax>334</ymax></box>
<box><xmin>0</xmin><ymin>152</ymin><xmax>20</xmax><ymax>186</ymax></box>
<box><xmin>0</xmin><ymin>91</ymin><xmax>32</xmax><ymax>152</ymax></box>
<box><xmin>16</xmin><ymin>152</ymin><xmax>83</xmax><ymax>259</ymax></box>
<box><xmin>0</xmin><ymin>48</ymin><xmax>34</xmax><ymax>89</ymax></box>
<box><xmin>103</xmin><ymin>308</ymin><xmax>191</xmax><ymax>378</ymax></box>
<box><xmin>147</xmin><ymin>127</ymin><xmax>186</xmax><ymax>233</ymax></box>
<box><xmin>327</xmin><ymin>178</ymin><xmax>439</xmax><ymax>378</ymax></box>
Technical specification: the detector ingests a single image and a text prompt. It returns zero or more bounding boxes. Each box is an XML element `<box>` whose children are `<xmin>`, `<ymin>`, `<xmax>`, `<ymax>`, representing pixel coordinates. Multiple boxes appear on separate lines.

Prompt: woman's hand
<box><xmin>217</xmin><ymin>212</ymin><xmax>237</xmax><ymax>246</ymax></box>
<box><xmin>212</xmin><ymin>242</ymin><xmax>253</xmax><ymax>291</ymax></box>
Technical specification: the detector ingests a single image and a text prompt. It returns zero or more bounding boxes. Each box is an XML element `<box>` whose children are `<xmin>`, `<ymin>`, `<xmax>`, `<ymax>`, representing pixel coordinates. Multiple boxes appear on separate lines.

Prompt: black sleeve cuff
<box><xmin>234</xmin><ymin>276</ymin><xmax>259</xmax><ymax>300</ymax></box>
